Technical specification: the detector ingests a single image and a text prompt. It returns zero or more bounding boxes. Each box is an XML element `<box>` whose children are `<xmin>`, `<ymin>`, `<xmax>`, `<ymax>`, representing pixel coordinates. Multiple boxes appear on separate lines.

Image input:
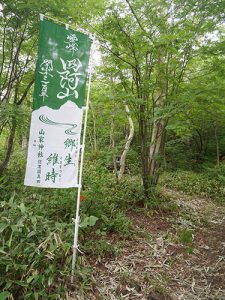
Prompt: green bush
<box><xmin>0</xmin><ymin>156</ymin><xmax>143</xmax><ymax>299</ymax></box>
<box><xmin>179</xmin><ymin>229</ymin><xmax>194</xmax><ymax>244</ymax></box>
<box><xmin>161</xmin><ymin>165</ymin><xmax>225</xmax><ymax>203</ymax></box>
<box><xmin>0</xmin><ymin>193</ymin><xmax>73</xmax><ymax>299</ymax></box>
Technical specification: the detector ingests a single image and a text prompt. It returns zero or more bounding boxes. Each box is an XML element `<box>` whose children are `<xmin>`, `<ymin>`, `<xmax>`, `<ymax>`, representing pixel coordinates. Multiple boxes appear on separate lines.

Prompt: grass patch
<box><xmin>161</xmin><ymin>165</ymin><xmax>225</xmax><ymax>203</ymax></box>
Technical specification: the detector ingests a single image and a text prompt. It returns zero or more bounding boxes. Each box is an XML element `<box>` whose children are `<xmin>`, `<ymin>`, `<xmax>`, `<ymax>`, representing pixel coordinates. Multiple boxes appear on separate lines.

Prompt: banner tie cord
<box><xmin>72</xmin><ymin>245</ymin><xmax>85</xmax><ymax>255</ymax></box>
<box><xmin>72</xmin><ymin>217</ymin><xmax>85</xmax><ymax>255</ymax></box>
<box><xmin>72</xmin><ymin>218</ymin><xmax>79</xmax><ymax>225</ymax></box>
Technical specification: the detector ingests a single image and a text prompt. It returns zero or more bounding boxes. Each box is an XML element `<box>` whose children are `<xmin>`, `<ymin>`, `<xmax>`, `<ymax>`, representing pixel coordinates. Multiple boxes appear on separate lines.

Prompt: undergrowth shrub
<box><xmin>162</xmin><ymin>165</ymin><xmax>225</xmax><ymax>202</ymax></box>
<box><xmin>0</xmin><ymin>157</ymin><xmax>144</xmax><ymax>299</ymax></box>
<box><xmin>0</xmin><ymin>193</ymin><xmax>73</xmax><ymax>299</ymax></box>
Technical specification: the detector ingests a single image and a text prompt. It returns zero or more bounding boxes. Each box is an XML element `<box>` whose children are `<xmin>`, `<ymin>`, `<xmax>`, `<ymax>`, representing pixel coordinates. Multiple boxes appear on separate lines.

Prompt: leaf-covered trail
<box><xmin>70</xmin><ymin>190</ymin><xmax>225</xmax><ymax>300</ymax></box>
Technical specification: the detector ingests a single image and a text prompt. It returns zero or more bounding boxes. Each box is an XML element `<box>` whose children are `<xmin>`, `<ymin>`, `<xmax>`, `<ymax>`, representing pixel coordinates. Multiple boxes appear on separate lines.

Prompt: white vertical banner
<box><xmin>24</xmin><ymin>103</ymin><xmax>83</xmax><ymax>188</ymax></box>
<box><xmin>24</xmin><ymin>18</ymin><xmax>92</xmax><ymax>188</ymax></box>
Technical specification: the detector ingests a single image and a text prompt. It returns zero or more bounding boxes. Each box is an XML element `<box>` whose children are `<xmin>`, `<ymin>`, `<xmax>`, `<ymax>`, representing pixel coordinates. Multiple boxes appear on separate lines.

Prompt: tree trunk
<box><xmin>118</xmin><ymin>104</ymin><xmax>134</xmax><ymax>181</ymax></box>
<box><xmin>0</xmin><ymin>120</ymin><xmax>17</xmax><ymax>174</ymax></box>
<box><xmin>148</xmin><ymin>91</ymin><xmax>167</xmax><ymax>187</ymax></box>
<box><xmin>148</xmin><ymin>118</ymin><xmax>166</xmax><ymax>185</ymax></box>
<box><xmin>139</xmin><ymin>104</ymin><xmax>149</xmax><ymax>197</ymax></box>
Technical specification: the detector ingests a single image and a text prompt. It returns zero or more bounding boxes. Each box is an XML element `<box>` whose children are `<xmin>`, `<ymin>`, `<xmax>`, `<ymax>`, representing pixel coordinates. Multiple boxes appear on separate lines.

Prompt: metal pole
<box><xmin>71</xmin><ymin>34</ymin><xmax>95</xmax><ymax>282</ymax></box>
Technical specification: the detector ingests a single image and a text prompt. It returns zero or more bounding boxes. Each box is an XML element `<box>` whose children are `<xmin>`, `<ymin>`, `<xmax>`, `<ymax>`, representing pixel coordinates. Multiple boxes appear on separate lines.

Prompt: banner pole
<box><xmin>71</xmin><ymin>34</ymin><xmax>95</xmax><ymax>282</ymax></box>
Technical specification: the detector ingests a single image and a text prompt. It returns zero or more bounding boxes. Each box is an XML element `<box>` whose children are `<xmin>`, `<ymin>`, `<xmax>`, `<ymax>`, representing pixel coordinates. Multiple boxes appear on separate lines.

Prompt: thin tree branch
<box><xmin>125</xmin><ymin>0</ymin><xmax>148</xmax><ymax>36</ymax></box>
<box><xmin>16</xmin><ymin>79</ymin><xmax>34</xmax><ymax>105</ymax></box>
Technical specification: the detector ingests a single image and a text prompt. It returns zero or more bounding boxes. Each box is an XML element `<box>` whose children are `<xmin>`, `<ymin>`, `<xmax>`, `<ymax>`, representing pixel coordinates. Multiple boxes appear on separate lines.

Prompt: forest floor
<box><xmin>70</xmin><ymin>189</ymin><xmax>225</xmax><ymax>300</ymax></box>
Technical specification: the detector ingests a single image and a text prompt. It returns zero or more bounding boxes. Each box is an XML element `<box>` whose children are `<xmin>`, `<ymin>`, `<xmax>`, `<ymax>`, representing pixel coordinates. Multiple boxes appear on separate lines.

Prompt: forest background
<box><xmin>0</xmin><ymin>0</ymin><xmax>225</xmax><ymax>299</ymax></box>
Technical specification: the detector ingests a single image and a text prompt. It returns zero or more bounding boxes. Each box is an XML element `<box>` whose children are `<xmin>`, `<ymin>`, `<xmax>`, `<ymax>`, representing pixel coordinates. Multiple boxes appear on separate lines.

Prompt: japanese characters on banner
<box><xmin>24</xmin><ymin>19</ymin><xmax>92</xmax><ymax>188</ymax></box>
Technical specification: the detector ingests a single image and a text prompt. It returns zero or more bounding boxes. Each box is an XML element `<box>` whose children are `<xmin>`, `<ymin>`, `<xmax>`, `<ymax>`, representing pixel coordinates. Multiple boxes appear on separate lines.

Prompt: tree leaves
<box><xmin>0</xmin><ymin>291</ymin><xmax>10</xmax><ymax>300</ymax></box>
<box><xmin>80</xmin><ymin>216</ymin><xmax>99</xmax><ymax>228</ymax></box>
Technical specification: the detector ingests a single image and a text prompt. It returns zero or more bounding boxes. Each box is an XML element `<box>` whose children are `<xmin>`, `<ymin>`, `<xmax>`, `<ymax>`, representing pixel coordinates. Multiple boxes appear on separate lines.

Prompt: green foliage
<box><xmin>1</xmin><ymin>0</ymin><xmax>225</xmax><ymax>298</ymax></box>
<box><xmin>83</xmin><ymin>238</ymin><xmax>116</xmax><ymax>258</ymax></box>
<box><xmin>0</xmin><ymin>192</ymin><xmax>73</xmax><ymax>299</ymax></box>
<box><xmin>0</xmin><ymin>104</ymin><xmax>30</xmax><ymax>131</ymax></box>
<box><xmin>179</xmin><ymin>229</ymin><xmax>194</xmax><ymax>245</ymax></box>
<box><xmin>0</xmin><ymin>154</ymin><xmax>137</xmax><ymax>299</ymax></box>
<box><xmin>80</xmin><ymin>216</ymin><xmax>99</xmax><ymax>229</ymax></box>
<box><xmin>0</xmin><ymin>291</ymin><xmax>10</xmax><ymax>300</ymax></box>
<box><xmin>162</xmin><ymin>165</ymin><xmax>225</xmax><ymax>203</ymax></box>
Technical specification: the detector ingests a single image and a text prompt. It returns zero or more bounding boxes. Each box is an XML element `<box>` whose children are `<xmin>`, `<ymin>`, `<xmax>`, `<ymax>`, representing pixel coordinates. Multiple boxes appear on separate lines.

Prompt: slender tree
<box><xmin>95</xmin><ymin>0</ymin><xmax>224</xmax><ymax>197</ymax></box>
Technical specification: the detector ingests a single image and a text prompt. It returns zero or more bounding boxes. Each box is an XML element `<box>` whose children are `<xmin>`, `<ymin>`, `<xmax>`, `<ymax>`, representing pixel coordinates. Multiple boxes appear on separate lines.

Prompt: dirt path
<box><xmin>70</xmin><ymin>190</ymin><xmax>225</xmax><ymax>300</ymax></box>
